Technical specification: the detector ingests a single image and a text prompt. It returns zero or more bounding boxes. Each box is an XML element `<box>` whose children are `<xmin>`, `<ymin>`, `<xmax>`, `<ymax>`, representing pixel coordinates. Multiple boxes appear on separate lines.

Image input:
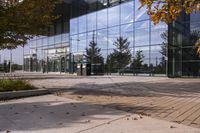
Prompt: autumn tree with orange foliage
<box><xmin>139</xmin><ymin>0</ymin><xmax>200</xmax><ymax>56</ymax></box>
<box><xmin>139</xmin><ymin>0</ymin><xmax>200</xmax><ymax>24</ymax></box>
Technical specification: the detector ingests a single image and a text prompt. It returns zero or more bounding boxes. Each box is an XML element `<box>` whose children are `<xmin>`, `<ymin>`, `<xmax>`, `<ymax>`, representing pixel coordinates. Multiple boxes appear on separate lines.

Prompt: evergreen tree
<box><xmin>131</xmin><ymin>50</ymin><xmax>145</xmax><ymax>69</ymax></box>
<box><xmin>85</xmin><ymin>40</ymin><xmax>104</xmax><ymax>64</ymax></box>
<box><xmin>107</xmin><ymin>37</ymin><xmax>132</xmax><ymax>70</ymax></box>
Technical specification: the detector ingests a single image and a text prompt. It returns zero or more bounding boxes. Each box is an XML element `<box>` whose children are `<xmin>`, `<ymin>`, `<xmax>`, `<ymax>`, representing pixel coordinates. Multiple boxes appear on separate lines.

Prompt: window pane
<box><xmin>87</xmin><ymin>12</ymin><xmax>97</xmax><ymax>32</ymax></box>
<box><xmin>135</xmin><ymin>21</ymin><xmax>150</xmax><ymax>47</ymax></box>
<box><xmin>135</xmin><ymin>46</ymin><xmax>149</xmax><ymax>65</ymax></box>
<box><xmin>121</xmin><ymin>1</ymin><xmax>134</xmax><ymax>24</ymax></box>
<box><xmin>71</xmin><ymin>35</ymin><xmax>78</xmax><ymax>53</ymax></box>
<box><xmin>62</xmin><ymin>33</ymin><xmax>69</xmax><ymax>43</ymax></box>
<box><xmin>108</xmin><ymin>5</ymin><xmax>120</xmax><ymax>27</ymax></box>
<box><xmin>108</xmin><ymin>26</ymin><xmax>120</xmax><ymax>49</ymax></box>
<box><xmin>97</xmin><ymin>29</ymin><xmax>108</xmax><ymax>50</ymax></box>
<box><xmin>135</xmin><ymin>0</ymin><xmax>149</xmax><ymax>22</ymax></box>
<box><xmin>55</xmin><ymin>35</ymin><xmax>62</xmax><ymax>44</ymax></box>
<box><xmin>70</xmin><ymin>18</ymin><xmax>78</xmax><ymax>35</ymax></box>
<box><xmin>78</xmin><ymin>15</ymin><xmax>87</xmax><ymax>33</ymax></box>
<box><xmin>78</xmin><ymin>33</ymin><xmax>87</xmax><ymax>52</ymax></box>
<box><xmin>97</xmin><ymin>9</ymin><xmax>107</xmax><ymax>29</ymax></box>
<box><xmin>49</xmin><ymin>36</ymin><xmax>55</xmax><ymax>45</ymax></box>
<box><xmin>37</xmin><ymin>39</ymin><xmax>42</xmax><ymax>47</ymax></box>
<box><xmin>42</xmin><ymin>37</ymin><xmax>48</xmax><ymax>46</ymax></box>
<box><xmin>87</xmin><ymin>31</ymin><xmax>97</xmax><ymax>48</ymax></box>
<box><xmin>121</xmin><ymin>23</ymin><xmax>134</xmax><ymax>48</ymax></box>
<box><xmin>151</xmin><ymin>22</ymin><xmax>167</xmax><ymax>45</ymax></box>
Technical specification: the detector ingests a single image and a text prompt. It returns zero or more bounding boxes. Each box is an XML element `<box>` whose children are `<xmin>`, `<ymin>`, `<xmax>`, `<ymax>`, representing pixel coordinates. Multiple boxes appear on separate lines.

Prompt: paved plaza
<box><xmin>0</xmin><ymin>95</ymin><xmax>200</xmax><ymax>133</ymax></box>
<box><xmin>0</xmin><ymin>72</ymin><xmax>200</xmax><ymax>131</ymax></box>
<box><xmin>27</xmin><ymin>73</ymin><xmax>200</xmax><ymax>128</ymax></box>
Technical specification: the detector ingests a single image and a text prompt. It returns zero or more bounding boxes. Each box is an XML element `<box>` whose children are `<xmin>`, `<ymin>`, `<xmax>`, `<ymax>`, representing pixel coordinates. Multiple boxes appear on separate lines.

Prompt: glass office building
<box><xmin>1</xmin><ymin>0</ymin><xmax>199</xmax><ymax>77</ymax></box>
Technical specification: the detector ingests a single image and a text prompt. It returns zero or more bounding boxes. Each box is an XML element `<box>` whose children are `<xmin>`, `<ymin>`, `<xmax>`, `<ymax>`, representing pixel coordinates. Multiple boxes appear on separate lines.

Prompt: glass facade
<box><xmin>168</xmin><ymin>12</ymin><xmax>200</xmax><ymax>77</ymax></box>
<box><xmin>0</xmin><ymin>0</ymin><xmax>199</xmax><ymax>77</ymax></box>
<box><xmin>70</xmin><ymin>0</ymin><xmax>168</xmax><ymax>75</ymax></box>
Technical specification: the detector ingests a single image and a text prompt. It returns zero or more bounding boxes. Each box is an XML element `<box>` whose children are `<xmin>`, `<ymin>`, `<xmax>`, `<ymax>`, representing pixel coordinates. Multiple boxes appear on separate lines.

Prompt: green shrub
<box><xmin>0</xmin><ymin>79</ymin><xmax>35</xmax><ymax>92</ymax></box>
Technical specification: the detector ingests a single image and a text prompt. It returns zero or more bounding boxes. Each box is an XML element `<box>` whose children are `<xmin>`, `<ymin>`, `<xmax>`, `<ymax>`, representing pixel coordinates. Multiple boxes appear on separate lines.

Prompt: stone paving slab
<box><xmin>0</xmin><ymin>95</ymin><xmax>200</xmax><ymax>133</ymax></box>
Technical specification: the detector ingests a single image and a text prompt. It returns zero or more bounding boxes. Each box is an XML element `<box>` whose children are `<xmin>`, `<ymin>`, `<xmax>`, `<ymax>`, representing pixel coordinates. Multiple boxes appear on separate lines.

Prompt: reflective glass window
<box><xmin>12</xmin><ymin>47</ymin><xmax>23</xmax><ymax>65</ymax></box>
<box><xmin>70</xmin><ymin>18</ymin><xmax>78</xmax><ymax>35</ymax></box>
<box><xmin>109</xmin><ymin>0</ymin><xmax>120</xmax><ymax>6</ymax></box>
<box><xmin>37</xmin><ymin>39</ymin><xmax>42</xmax><ymax>47</ymax></box>
<box><xmin>97</xmin><ymin>9</ymin><xmax>108</xmax><ymax>29</ymax></box>
<box><xmin>56</xmin><ymin>22</ymin><xmax>62</xmax><ymax>34</ymax></box>
<box><xmin>108</xmin><ymin>5</ymin><xmax>120</xmax><ymax>27</ymax></box>
<box><xmin>78</xmin><ymin>33</ymin><xmax>87</xmax><ymax>52</ymax></box>
<box><xmin>71</xmin><ymin>35</ymin><xmax>78</xmax><ymax>53</ymax></box>
<box><xmin>49</xmin><ymin>36</ymin><xmax>55</xmax><ymax>45</ymax></box>
<box><xmin>150</xmin><ymin>45</ymin><xmax>164</xmax><ymax>67</ymax></box>
<box><xmin>135</xmin><ymin>28</ymin><xmax>149</xmax><ymax>46</ymax></box>
<box><xmin>42</xmin><ymin>37</ymin><xmax>48</xmax><ymax>46</ymax></box>
<box><xmin>55</xmin><ymin>35</ymin><xmax>62</xmax><ymax>44</ymax></box>
<box><xmin>135</xmin><ymin>21</ymin><xmax>150</xmax><ymax>47</ymax></box>
<box><xmin>135</xmin><ymin>0</ymin><xmax>149</xmax><ymax>22</ymax></box>
<box><xmin>32</xmin><ymin>40</ymin><xmax>37</xmax><ymax>48</ymax></box>
<box><xmin>97</xmin><ymin>29</ymin><xmax>108</xmax><ymax>50</ymax></box>
<box><xmin>135</xmin><ymin>46</ymin><xmax>150</xmax><ymax>65</ymax></box>
<box><xmin>121</xmin><ymin>23</ymin><xmax>134</xmax><ymax>48</ymax></box>
<box><xmin>24</xmin><ymin>43</ymin><xmax>30</xmax><ymax>55</ymax></box>
<box><xmin>151</xmin><ymin>22</ymin><xmax>167</xmax><ymax>45</ymax></box>
<box><xmin>108</xmin><ymin>26</ymin><xmax>120</xmax><ymax>49</ymax></box>
<box><xmin>63</xmin><ymin>21</ymin><xmax>69</xmax><ymax>33</ymax></box>
<box><xmin>87</xmin><ymin>31</ymin><xmax>97</xmax><ymax>48</ymax></box>
<box><xmin>62</xmin><ymin>33</ymin><xmax>69</xmax><ymax>43</ymax></box>
<box><xmin>87</xmin><ymin>12</ymin><xmax>97</xmax><ymax>32</ymax></box>
<box><xmin>121</xmin><ymin>1</ymin><xmax>134</xmax><ymax>24</ymax></box>
<box><xmin>79</xmin><ymin>15</ymin><xmax>87</xmax><ymax>33</ymax></box>
<box><xmin>100</xmin><ymin>49</ymin><xmax>108</xmax><ymax>63</ymax></box>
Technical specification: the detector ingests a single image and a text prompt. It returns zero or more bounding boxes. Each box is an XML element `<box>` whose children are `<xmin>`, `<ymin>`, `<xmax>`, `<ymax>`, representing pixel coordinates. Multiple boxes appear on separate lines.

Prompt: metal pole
<box><xmin>22</xmin><ymin>44</ymin><xmax>24</xmax><ymax>72</ymax></box>
<box><xmin>10</xmin><ymin>49</ymin><xmax>12</xmax><ymax>73</ymax></box>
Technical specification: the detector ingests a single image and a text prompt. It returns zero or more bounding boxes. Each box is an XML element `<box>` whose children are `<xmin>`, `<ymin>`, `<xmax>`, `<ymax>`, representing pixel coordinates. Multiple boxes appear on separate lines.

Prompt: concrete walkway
<box><xmin>0</xmin><ymin>95</ymin><xmax>200</xmax><ymax>133</ymax></box>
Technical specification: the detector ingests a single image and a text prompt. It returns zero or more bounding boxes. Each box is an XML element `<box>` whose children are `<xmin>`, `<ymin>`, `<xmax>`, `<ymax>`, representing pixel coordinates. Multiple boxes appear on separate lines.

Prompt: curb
<box><xmin>0</xmin><ymin>89</ymin><xmax>50</xmax><ymax>100</ymax></box>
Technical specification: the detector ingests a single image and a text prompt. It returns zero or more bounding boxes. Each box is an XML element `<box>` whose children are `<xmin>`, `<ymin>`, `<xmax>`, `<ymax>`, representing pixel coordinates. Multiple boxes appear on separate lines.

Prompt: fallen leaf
<box><xmin>133</xmin><ymin>118</ymin><xmax>138</xmax><ymax>120</ymax></box>
<box><xmin>170</xmin><ymin>125</ymin><xmax>176</xmax><ymax>128</ymax></box>
<box><xmin>57</xmin><ymin>123</ymin><xmax>63</xmax><ymax>125</ymax></box>
<box><xmin>78</xmin><ymin>96</ymin><xmax>83</xmax><ymax>99</ymax></box>
<box><xmin>6</xmin><ymin>130</ymin><xmax>11</xmax><ymax>133</ymax></box>
<box><xmin>81</xmin><ymin>112</ymin><xmax>86</xmax><ymax>116</ymax></box>
<box><xmin>85</xmin><ymin>120</ymin><xmax>91</xmax><ymax>123</ymax></box>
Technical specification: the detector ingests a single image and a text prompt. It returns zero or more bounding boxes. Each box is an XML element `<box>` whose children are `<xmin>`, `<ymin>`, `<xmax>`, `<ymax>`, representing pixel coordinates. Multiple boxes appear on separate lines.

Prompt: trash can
<box><xmin>77</xmin><ymin>63</ymin><xmax>82</xmax><ymax>76</ymax></box>
<box><xmin>91</xmin><ymin>64</ymin><xmax>104</xmax><ymax>75</ymax></box>
<box><xmin>82</xmin><ymin>63</ymin><xmax>91</xmax><ymax>76</ymax></box>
